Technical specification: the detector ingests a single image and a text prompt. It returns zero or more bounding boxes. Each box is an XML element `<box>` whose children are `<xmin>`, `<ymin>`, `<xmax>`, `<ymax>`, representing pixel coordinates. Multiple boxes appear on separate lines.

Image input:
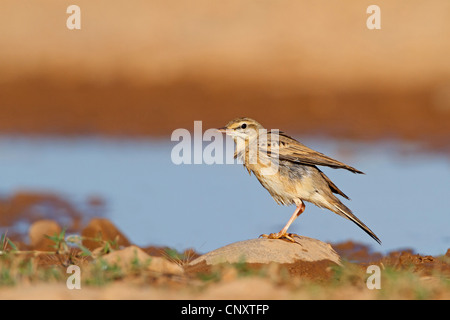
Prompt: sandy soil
<box><xmin>0</xmin><ymin>1</ymin><xmax>449</xmax><ymax>151</ymax></box>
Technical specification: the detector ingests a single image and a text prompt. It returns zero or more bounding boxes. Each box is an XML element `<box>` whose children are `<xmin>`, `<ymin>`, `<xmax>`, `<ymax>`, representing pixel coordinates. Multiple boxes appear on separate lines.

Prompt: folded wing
<box><xmin>261</xmin><ymin>131</ymin><xmax>364</xmax><ymax>174</ymax></box>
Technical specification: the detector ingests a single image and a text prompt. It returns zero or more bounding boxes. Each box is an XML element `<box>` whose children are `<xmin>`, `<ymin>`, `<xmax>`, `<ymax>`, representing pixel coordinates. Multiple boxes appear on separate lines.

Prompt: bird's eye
<box><xmin>241</xmin><ymin>123</ymin><xmax>247</xmax><ymax>129</ymax></box>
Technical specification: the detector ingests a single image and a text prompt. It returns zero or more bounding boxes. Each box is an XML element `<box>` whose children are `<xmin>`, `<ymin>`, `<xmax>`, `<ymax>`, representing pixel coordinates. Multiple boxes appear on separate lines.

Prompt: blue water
<box><xmin>0</xmin><ymin>136</ymin><xmax>449</xmax><ymax>256</ymax></box>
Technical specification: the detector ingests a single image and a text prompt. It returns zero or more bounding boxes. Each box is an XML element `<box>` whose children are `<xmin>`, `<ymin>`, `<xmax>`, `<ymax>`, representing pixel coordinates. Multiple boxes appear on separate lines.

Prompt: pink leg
<box><xmin>261</xmin><ymin>200</ymin><xmax>306</xmax><ymax>242</ymax></box>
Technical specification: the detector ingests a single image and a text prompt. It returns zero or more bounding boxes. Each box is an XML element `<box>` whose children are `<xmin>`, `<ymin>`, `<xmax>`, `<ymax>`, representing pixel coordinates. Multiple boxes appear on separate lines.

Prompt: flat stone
<box><xmin>188</xmin><ymin>235</ymin><xmax>341</xmax><ymax>266</ymax></box>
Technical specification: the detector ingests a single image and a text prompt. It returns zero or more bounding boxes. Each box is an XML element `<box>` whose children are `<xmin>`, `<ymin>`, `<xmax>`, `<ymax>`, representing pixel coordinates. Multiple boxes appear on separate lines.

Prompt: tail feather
<box><xmin>333</xmin><ymin>201</ymin><xmax>381</xmax><ymax>245</ymax></box>
<box><xmin>317</xmin><ymin>168</ymin><xmax>350</xmax><ymax>200</ymax></box>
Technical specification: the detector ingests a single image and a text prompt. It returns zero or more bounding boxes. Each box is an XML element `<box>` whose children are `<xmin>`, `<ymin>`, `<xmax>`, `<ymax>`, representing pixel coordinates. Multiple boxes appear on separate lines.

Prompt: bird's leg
<box><xmin>260</xmin><ymin>200</ymin><xmax>306</xmax><ymax>242</ymax></box>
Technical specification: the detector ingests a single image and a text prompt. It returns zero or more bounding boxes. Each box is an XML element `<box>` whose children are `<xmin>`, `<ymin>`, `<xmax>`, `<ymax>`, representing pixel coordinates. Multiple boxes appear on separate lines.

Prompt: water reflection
<box><xmin>0</xmin><ymin>136</ymin><xmax>448</xmax><ymax>255</ymax></box>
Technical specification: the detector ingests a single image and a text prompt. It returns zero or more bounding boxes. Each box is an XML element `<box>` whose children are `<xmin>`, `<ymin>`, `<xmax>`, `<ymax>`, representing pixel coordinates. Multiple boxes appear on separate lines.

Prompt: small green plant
<box><xmin>100</xmin><ymin>237</ymin><xmax>120</xmax><ymax>255</ymax></box>
<box><xmin>232</xmin><ymin>256</ymin><xmax>262</xmax><ymax>278</ymax></box>
<box><xmin>196</xmin><ymin>269</ymin><xmax>222</xmax><ymax>283</ymax></box>
<box><xmin>44</xmin><ymin>228</ymin><xmax>93</xmax><ymax>266</ymax></box>
<box><xmin>85</xmin><ymin>258</ymin><xmax>123</xmax><ymax>286</ymax></box>
<box><xmin>0</xmin><ymin>231</ymin><xmax>18</xmax><ymax>254</ymax></box>
<box><xmin>0</xmin><ymin>268</ymin><xmax>15</xmax><ymax>286</ymax></box>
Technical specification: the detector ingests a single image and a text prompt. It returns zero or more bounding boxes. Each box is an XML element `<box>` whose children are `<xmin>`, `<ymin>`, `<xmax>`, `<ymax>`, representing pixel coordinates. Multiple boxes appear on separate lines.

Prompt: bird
<box><xmin>217</xmin><ymin>117</ymin><xmax>381</xmax><ymax>244</ymax></box>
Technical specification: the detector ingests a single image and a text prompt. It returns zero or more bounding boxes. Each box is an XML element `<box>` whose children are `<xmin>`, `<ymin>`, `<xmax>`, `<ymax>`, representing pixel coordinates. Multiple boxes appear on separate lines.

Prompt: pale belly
<box><xmin>246</xmin><ymin>161</ymin><xmax>316</xmax><ymax>206</ymax></box>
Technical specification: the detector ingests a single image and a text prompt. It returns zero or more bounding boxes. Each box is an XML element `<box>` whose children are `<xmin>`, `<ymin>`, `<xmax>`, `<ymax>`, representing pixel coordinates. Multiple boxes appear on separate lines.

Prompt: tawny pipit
<box><xmin>218</xmin><ymin>117</ymin><xmax>381</xmax><ymax>244</ymax></box>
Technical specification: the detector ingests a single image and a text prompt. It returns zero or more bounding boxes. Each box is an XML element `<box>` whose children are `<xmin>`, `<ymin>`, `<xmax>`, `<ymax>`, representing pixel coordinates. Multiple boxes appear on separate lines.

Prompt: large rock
<box><xmin>188</xmin><ymin>235</ymin><xmax>341</xmax><ymax>266</ymax></box>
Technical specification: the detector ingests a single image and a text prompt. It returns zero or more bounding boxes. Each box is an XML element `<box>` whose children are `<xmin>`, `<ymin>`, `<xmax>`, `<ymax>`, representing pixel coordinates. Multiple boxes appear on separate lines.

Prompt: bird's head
<box><xmin>217</xmin><ymin>117</ymin><xmax>264</xmax><ymax>141</ymax></box>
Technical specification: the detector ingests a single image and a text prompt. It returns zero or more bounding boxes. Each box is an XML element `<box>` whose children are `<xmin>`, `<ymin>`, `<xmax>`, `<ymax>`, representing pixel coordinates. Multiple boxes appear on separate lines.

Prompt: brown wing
<box><xmin>262</xmin><ymin>130</ymin><xmax>364</xmax><ymax>174</ymax></box>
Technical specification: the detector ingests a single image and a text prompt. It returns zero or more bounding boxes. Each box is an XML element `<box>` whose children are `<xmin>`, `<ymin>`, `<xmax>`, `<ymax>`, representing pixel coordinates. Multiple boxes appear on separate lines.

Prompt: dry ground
<box><xmin>1</xmin><ymin>193</ymin><xmax>449</xmax><ymax>299</ymax></box>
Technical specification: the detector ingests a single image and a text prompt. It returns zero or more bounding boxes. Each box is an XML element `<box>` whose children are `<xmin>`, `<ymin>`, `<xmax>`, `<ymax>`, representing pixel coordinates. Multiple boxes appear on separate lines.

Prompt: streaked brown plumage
<box><xmin>218</xmin><ymin>117</ymin><xmax>381</xmax><ymax>244</ymax></box>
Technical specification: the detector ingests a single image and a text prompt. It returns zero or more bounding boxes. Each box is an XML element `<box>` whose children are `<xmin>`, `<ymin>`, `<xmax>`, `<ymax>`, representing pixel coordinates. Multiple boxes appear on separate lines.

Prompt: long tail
<box><xmin>332</xmin><ymin>200</ymin><xmax>381</xmax><ymax>245</ymax></box>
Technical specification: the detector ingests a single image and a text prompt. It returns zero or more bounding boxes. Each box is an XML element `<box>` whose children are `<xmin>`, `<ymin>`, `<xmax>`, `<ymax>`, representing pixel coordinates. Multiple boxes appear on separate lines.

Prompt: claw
<box><xmin>259</xmin><ymin>232</ymin><xmax>296</xmax><ymax>243</ymax></box>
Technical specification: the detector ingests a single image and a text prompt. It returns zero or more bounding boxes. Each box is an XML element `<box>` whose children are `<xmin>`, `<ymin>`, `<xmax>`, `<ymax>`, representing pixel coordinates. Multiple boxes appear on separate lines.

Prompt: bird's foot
<box><xmin>259</xmin><ymin>232</ymin><xmax>296</xmax><ymax>243</ymax></box>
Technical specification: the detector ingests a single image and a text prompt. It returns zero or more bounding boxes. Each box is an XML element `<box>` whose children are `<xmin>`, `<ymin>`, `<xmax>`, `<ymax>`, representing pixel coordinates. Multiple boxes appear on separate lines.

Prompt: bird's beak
<box><xmin>216</xmin><ymin>127</ymin><xmax>227</xmax><ymax>133</ymax></box>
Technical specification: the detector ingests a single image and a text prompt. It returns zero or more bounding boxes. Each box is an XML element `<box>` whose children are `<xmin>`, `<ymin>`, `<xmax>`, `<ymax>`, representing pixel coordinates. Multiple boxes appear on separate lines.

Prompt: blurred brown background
<box><xmin>1</xmin><ymin>0</ymin><xmax>449</xmax><ymax>149</ymax></box>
